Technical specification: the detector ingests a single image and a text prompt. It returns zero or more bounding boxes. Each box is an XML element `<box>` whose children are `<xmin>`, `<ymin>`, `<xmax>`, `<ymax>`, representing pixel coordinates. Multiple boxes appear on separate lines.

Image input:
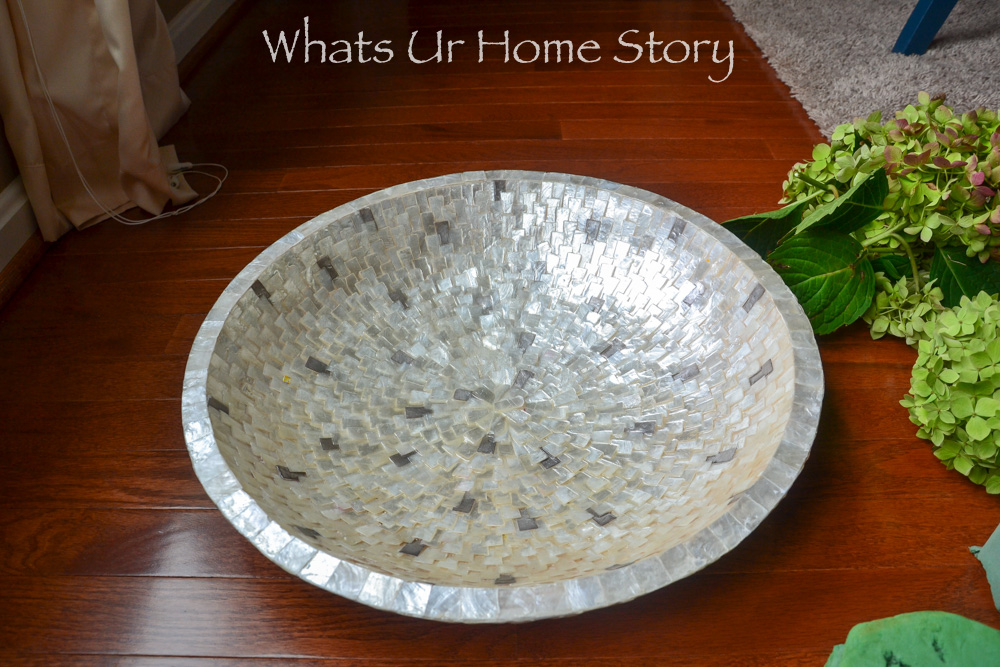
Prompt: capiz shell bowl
<box><xmin>182</xmin><ymin>171</ymin><xmax>824</xmax><ymax>622</ymax></box>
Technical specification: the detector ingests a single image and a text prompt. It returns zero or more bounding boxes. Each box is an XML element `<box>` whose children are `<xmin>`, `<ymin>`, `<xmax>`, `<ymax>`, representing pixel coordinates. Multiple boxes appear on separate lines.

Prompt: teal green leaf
<box><xmin>794</xmin><ymin>170</ymin><xmax>889</xmax><ymax>236</ymax></box>
<box><xmin>929</xmin><ymin>247</ymin><xmax>1000</xmax><ymax>307</ymax></box>
<box><xmin>768</xmin><ymin>230</ymin><xmax>875</xmax><ymax>335</ymax></box>
<box><xmin>721</xmin><ymin>199</ymin><xmax>809</xmax><ymax>258</ymax></box>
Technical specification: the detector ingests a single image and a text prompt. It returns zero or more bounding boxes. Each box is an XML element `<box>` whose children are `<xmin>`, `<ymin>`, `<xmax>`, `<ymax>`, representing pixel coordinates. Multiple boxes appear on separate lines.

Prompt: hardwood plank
<box><xmin>0</xmin><ymin>509</ymin><xmax>276</xmax><ymax>578</ymax></box>
<box><xmin>0</xmin><ymin>653</ymin><xmax>829</xmax><ymax>666</ymax></box>
<box><xmin>0</xmin><ymin>229</ymin><xmax>49</xmax><ymax>311</ymax></box>
<box><xmin>1</xmin><ymin>490</ymin><xmax>995</xmax><ymax>579</ymax></box>
<box><xmin>0</xmin><ymin>576</ymin><xmax>519</xmax><ymax>660</ymax></box>
<box><xmin>515</xmin><ymin>567</ymin><xmax>999</xmax><ymax>660</ymax></box>
<box><xmin>174</xmin><ymin>101</ymin><xmax>808</xmax><ymax>135</ymax></box>
<box><xmin>0</xmin><ymin>357</ymin><xmax>184</xmax><ymax>402</ymax></box>
<box><xmin>0</xmin><ymin>450</ymin><xmax>208</xmax><ymax>510</ymax></box>
<box><xmin>0</xmin><ymin>278</ymin><xmax>228</xmax><ymax>322</ymax></box>
<box><xmin>2</xmin><ymin>400</ymin><xmax>185</xmax><ymax>453</ymax></box>
<box><xmin>275</xmin><ymin>160</ymin><xmax>795</xmax><ymax>192</ymax></box>
<box><xmin>0</xmin><ymin>569</ymin><xmax>993</xmax><ymax>660</ymax></box>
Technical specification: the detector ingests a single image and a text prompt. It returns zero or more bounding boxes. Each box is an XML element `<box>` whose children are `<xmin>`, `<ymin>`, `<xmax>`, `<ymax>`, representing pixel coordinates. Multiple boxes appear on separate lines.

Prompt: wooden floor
<box><xmin>2</xmin><ymin>0</ymin><xmax>998</xmax><ymax>663</ymax></box>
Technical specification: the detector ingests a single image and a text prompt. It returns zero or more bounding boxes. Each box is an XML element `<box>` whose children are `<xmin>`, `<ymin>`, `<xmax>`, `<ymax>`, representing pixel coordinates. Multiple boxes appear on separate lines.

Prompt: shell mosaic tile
<box><xmin>184</xmin><ymin>171</ymin><xmax>824</xmax><ymax>622</ymax></box>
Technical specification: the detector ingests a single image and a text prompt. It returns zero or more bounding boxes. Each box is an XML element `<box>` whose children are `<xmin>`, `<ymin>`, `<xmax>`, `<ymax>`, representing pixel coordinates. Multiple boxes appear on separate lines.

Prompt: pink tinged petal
<box><xmin>969</xmin><ymin>155</ymin><xmax>979</xmax><ymax>171</ymax></box>
<box><xmin>899</xmin><ymin>167</ymin><xmax>916</xmax><ymax>176</ymax></box>
<box><xmin>991</xmin><ymin>208</ymin><xmax>1000</xmax><ymax>224</ymax></box>
<box><xmin>951</xmin><ymin>161</ymin><xmax>968</xmax><ymax>168</ymax></box>
<box><xmin>970</xmin><ymin>190</ymin><xmax>987</xmax><ymax>207</ymax></box>
<box><xmin>946</xmin><ymin>127</ymin><xmax>959</xmax><ymax>140</ymax></box>
<box><xmin>934</xmin><ymin>156</ymin><xmax>952</xmax><ymax>168</ymax></box>
<box><xmin>896</xmin><ymin>118</ymin><xmax>909</xmax><ymax>129</ymax></box>
<box><xmin>992</xmin><ymin>132</ymin><xmax>1000</xmax><ymax>147</ymax></box>
<box><xmin>976</xmin><ymin>223</ymin><xmax>992</xmax><ymax>235</ymax></box>
<box><xmin>972</xmin><ymin>171</ymin><xmax>987</xmax><ymax>186</ymax></box>
<box><xmin>976</xmin><ymin>185</ymin><xmax>995</xmax><ymax>197</ymax></box>
<box><xmin>888</xmin><ymin>129</ymin><xmax>905</xmax><ymax>142</ymax></box>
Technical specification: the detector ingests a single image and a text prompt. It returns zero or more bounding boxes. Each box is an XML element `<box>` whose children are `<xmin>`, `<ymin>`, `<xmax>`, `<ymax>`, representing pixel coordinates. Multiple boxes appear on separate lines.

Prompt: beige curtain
<box><xmin>0</xmin><ymin>0</ymin><xmax>189</xmax><ymax>242</ymax></box>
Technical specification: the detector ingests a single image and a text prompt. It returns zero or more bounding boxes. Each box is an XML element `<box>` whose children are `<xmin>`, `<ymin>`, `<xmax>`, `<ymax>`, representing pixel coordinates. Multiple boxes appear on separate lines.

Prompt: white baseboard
<box><xmin>169</xmin><ymin>0</ymin><xmax>238</xmax><ymax>63</ymax></box>
<box><xmin>0</xmin><ymin>177</ymin><xmax>39</xmax><ymax>270</ymax></box>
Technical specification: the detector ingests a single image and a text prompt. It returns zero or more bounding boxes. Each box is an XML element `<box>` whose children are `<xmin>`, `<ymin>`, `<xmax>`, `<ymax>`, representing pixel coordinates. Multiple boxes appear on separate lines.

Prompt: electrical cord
<box><xmin>12</xmin><ymin>0</ymin><xmax>227</xmax><ymax>226</ymax></box>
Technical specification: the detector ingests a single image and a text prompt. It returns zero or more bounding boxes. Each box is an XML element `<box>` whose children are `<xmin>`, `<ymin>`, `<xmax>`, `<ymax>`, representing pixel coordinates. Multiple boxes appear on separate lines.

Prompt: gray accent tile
<box><xmin>672</xmin><ymin>364</ymin><xmax>700</xmax><ymax>382</ymax></box>
<box><xmin>517</xmin><ymin>332</ymin><xmax>536</xmax><ymax>352</ymax></box>
<box><xmin>668</xmin><ymin>217</ymin><xmax>687</xmax><ymax>241</ymax></box>
<box><xmin>360</xmin><ymin>207</ymin><xmax>377</xmax><ymax>228</ymax></box>
<box><xmin>585</xmin><ymin>218</ymin><xmax>600</xmax><ymax>243</ymax></box>
<box><xmin>600</xmin><ymin>339</ymin><xmax>625</xmax><ymax>358</ymax></box>
<box><xmin>317</xmin><ymin>256</ymin><xmax>339</xmax><ymax>281</ymax></box>
<box><xmin>320</xmin><ymin>437</ymin><xmax>339</xmax><ymax>451</ymax></box>
<box><xmin>709</xmin><ymin>448</ymin><xmax>737</xmax><ymax>464</ymax></box>
<box><xmin>477</xmin><ymin>433</ymin><xmax>496</xmax><ymax>454</ymax></box>
<box><xmin>631</xmin><ymin>421</ymin><xmax>656</xmax><ymax>435</ymax></box>
<box><xmin>453</xmin><ymin>493</ymin><xmax>476</xmax><ymax>514</ymax></box>
<box><xmin>587</xmin><ymin>508</ymin><xmax>617</xmax><ymax>526</ymax></box>
<box><xmin>388</xmin><ymin>289</ymin><xmax>409</xmax><ymax>309</ymax></box>
<box><xmin>513</xmin><ymin>369</ymin><xmax>534</xmax><ymax>388</ymax></box>
<box><xmin>587</xmin><ymin>296</ymin><xmax>604</xmax><ymax>312</ymax></box>
<box><xmin>400</xmin><ymin>539</ymin><xmax>426</xmax><ymax>556</ymax></box>
<box><xmin>682</xmin><ymin>283</ymin><xmax>706</xmax><ymax>307</ymax></box>
<box><xmin>453</xmin><ymin>389</ymin><xmax>473</xmax><ymax>401</ymax></box>
<box><xmin>305</xmin><ymin>356</ymin><xmax>330</xmax><ymax>374</ymax></box>
<box><xmin>405</xmin><ymin>406</ymin><xmax>433</xmax><ymax>418</ymax></box>
<box><xmin>436</xmin><ymin>220</ymin><xmax>451</xmax><ymax>245</ymax></box>
<box><xmin>494</xmin><ymin>574</ymin><xmax>516</xmax><ymax>585</ymax></box>
<box><xmin>391</xmin><ymin>350</ymin><xmax>414</xmax><ymax>365</ymax></box>
<box><xmin>516</xmin><ymin>510</ymin><xmax>539</xmax><ymax>532</ymax></box>
<box><xmin>539</xmin><ymin>449</ymin><xmax>561</xmax><ymax>469</ymax></box>
<box><xmin>207</xmin><ymin>397</ymin><xmax>229</xmax><ymax>414</ymax></box>
<box><xmin>250</xmin><ymin>279</ymin><xmax>270</xmax><ymax>301</ymax></box>
<box><xmin>749</xmin><ymin>359</ymin><xmax>774</xmax><ymax>386</ymax></box>
<box><xmin>390</xmin><ymin>451</ymin><xmax>417</xmax><ymax>467</ymax></box>
<box><xmin>493</xmin><ymin>180</ymin><xmax>505</xmax><ymax>201</ymax></box>
<box><xmin>296</xmin><ymin>525</ymin><xmax>321</xmax><ymax>539</ymax></box>
<box><xmin>743</xmin><ymin>283</ymin><xmax>765</xmax><ymax>312</ymax></box>
<box><xmin>277</xmin><ymin>465</ymin><xmax>306</xmax><ymax>481</ymax></box>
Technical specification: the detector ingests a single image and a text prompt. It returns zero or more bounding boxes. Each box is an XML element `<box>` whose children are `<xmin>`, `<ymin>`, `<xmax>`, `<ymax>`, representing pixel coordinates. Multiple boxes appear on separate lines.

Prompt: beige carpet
<box><xmin>722</xmin><ymin>0</ymin><xmax>1000</xmax><ymax>136</ymax></box>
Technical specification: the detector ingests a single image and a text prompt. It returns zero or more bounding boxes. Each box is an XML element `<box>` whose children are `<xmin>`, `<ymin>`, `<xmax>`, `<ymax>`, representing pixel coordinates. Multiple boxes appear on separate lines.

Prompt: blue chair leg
<box><xmin>893</xmin><ymin>0</ymin><xmax>959</xmax><ymax>55</ymax></box>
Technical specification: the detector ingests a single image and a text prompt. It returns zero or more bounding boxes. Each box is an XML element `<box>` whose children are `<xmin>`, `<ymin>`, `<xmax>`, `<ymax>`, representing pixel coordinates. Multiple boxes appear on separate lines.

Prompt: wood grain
<box><xmin>1</xmin><ymin>0</ymin><xmax>998</xmax><ymax>663</ymax></box>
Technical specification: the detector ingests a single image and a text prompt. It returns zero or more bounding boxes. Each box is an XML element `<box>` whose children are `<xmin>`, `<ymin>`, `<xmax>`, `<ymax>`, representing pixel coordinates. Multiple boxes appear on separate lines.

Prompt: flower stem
<box><xmin>795</xmin><ymin>172</ymin><xmax>833</xmax><ymax>191</ymax></box>
<box><xmin>861</xmin><ymin>220</ymin><xmax>909</xmax><ymax>248</ymax></box>
<box><xmin>889</xmin><ymin>233</ymin><xmax>922</xmax><ymax>292</ymax></box>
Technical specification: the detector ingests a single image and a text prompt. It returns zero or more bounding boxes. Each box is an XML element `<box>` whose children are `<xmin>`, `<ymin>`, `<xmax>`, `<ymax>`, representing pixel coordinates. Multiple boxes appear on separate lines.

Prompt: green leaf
<box><xmin>794</xmin><ymin>170</ymin><xmax>889</xmax><ymax>236</ymax></box>
<box><xmin>976</xmin><ymin>396</ymin><xmax>1000</xmax><ymax>417</ymax></box>
<box><xmin>939</xmin><ymin>368</ymin><xmax>960</xmax><ymax>383</ymax></box>
<box><xmin>812</xmin><ymin>144</ymin><xmax>831</xmax><ymax>161</ymax></box>
<box><xmin>722</xmin><ymin>200</ymin><xmax>809</xmax><ymax>258</ymax></box>
<box><xmin>986</xmin><ymin>476</ymin><xmax>1000</xmax><ymax>494</ymax></box>
<box><xmin>768</xmin><ymin>230</ymin><xmax>875</xmax><ymax>335</ymax></box>
<box><xmin>954</xmin><ymin>454</ymin><xmax>974</xmax><ymax>475</ymax></box>
<box><xmin>967</xmin><ymin>416</ymin><xmax>991</xmax><ymax>441</ymax></box>
<box><xmin>929</xmin><ymin>247</ymin><xmax>1000</xmax><ymax>307</ymax></box>
<box><xmin>871</xmin><ymin>254</ymin><xmax>913</xmax><ymax>280</ymax></box>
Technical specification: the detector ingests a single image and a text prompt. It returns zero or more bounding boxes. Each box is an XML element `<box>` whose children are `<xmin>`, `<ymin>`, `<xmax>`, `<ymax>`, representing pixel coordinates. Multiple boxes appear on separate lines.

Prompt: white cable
<box><xmin>13</xmin><ymin>0</ymin><xmax>227</xmax><ymax>227</ymax></box>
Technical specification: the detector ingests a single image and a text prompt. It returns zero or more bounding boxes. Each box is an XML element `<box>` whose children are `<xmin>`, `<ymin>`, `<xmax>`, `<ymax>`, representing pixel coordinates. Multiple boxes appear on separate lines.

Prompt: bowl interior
<box><xmin>205</xmin><ymin>175</ymin><xmax>796</xmax><ymax>589</ymax></box>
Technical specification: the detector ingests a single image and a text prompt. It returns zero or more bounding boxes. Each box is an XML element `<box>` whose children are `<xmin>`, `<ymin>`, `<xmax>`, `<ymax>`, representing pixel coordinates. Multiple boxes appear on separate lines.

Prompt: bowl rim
<box><xmin>181</xmin><ymin>170</ymin><xmax>824</xmax><ymax>623</ymax></box>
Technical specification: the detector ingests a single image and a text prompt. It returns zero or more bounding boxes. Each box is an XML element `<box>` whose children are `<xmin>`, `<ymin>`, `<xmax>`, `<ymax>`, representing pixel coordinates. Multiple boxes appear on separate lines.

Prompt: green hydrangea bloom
<box><xmin>900</xmin><ymin>291</ymin><xmax>1000</xmax><ymax>492</ymax></box>
<box><xmin>863</xmin><ymin>275</ymin><xmax>944</xmax><ymax>346</ymax></box>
